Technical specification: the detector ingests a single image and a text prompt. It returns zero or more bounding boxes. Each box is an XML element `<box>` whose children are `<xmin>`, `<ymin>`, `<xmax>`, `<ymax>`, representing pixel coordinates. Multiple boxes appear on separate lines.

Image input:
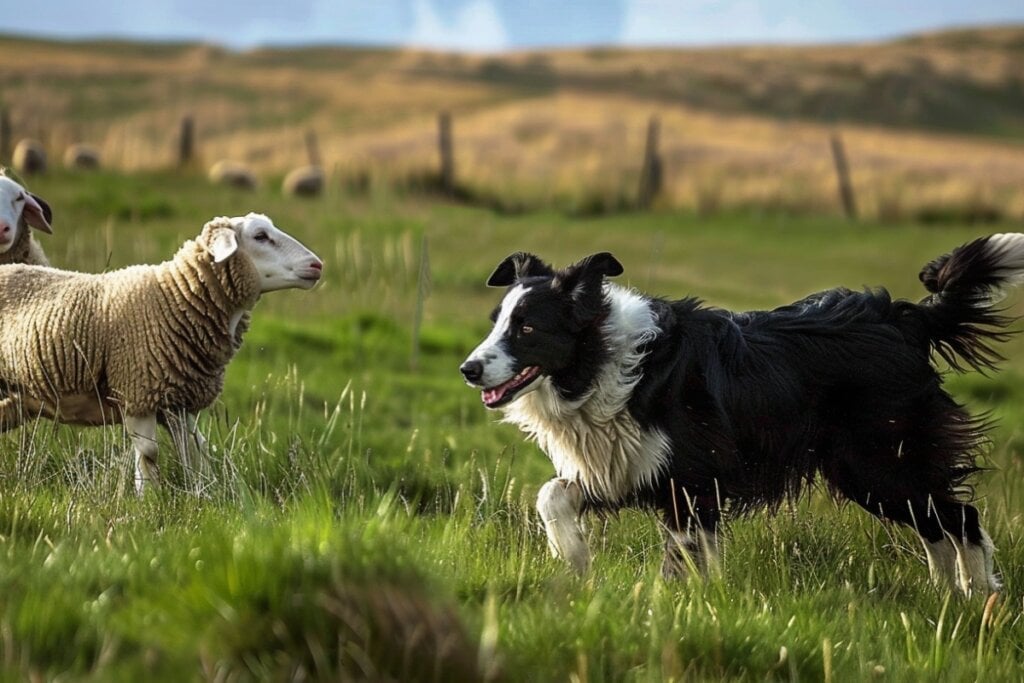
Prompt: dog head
<box><xmin>461</xmin><ymin>251</ymin><xmax>624</xmax><ymax>408</ymax></box>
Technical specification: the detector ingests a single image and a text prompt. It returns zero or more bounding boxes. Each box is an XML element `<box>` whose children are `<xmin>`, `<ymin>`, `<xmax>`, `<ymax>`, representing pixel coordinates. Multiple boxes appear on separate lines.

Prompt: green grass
<box><xmin>2</xmin><ymin>169</ymin><xmax>1024</xmax><ymax>680</ymax></box>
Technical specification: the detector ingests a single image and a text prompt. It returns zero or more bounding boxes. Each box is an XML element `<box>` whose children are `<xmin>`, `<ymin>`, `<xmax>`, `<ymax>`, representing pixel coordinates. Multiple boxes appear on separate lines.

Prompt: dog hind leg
<box><xmin>922</xmin><ymin>536</ymin><xmax>959</xmax><ymax>591</ymax></box>
<box><xmin>536</xmin><ymin>478</ymin><xmax>590</xmax><ymax>574</ymax></box>
<box><xmin>937</xmin><ymin>502</ymin><xmax>1000</xmax><ymax>598</ymax></box>
<box><xmin>824</xmin><ymin>455</ymin><xmax>998</xmax><ymax>597</ymax></box>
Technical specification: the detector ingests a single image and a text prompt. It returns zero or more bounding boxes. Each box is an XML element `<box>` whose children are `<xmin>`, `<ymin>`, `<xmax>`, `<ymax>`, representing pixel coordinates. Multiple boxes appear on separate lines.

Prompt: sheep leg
<box><xmin>184</xmin><ymin>412</ymin><xmax>212</xmax><ymax>479</ymax></box>
<box><xmin>126</xmin><ymin>414</ymin><xmax>160</xmax><ymax>494</ymax></box>
<box><xmin>162</xmin><ymin>410</ymin><xmax>213</xmax><ymax>494</ymax></box>
<box><xmin>0</xmin><ymin>394</ymin><xmax>26</xmax><ymax>433</ymax></box>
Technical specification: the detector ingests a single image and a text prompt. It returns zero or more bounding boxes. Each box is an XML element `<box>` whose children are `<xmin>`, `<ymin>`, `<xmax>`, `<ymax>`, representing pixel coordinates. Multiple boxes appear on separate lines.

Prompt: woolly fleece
<box><xmin>0</xmin><ymin>218</ymin><xmax>260</xmax><ymax>427</ymax></box>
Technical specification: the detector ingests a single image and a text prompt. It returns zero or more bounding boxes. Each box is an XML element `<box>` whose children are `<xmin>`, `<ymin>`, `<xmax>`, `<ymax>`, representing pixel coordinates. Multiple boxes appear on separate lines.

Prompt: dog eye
<box><xmin>521</xmin><ymin>324</ymin><xmax>534</xmax><ymax>334</ymax></box>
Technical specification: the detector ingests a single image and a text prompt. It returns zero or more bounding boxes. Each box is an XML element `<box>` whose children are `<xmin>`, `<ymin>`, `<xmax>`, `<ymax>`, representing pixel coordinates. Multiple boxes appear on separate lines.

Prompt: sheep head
<box><xmin>200</xmin><ymin>213</ymin><xmax>322</xmax><ymax>292</ymax></box>
<box><xmin>0</xmin><ymin>175</ymin><xmax>52</xmax><ymax>254</ymax></box>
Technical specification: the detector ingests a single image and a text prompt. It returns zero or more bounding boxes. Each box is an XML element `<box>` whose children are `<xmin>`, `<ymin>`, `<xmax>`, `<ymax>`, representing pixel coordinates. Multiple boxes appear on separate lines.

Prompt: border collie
<box><xmin>460</xmin><ymin>235</ymin><xmax>1024</xmax><ymax>597</ymax></box>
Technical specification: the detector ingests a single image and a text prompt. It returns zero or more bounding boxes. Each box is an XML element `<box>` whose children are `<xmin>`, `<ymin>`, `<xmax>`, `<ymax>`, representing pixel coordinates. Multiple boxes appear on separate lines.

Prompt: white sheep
<box><xmin>0</xmin><ymin>172</ymin><xmax>52</xmax><ymax>266</ymax></box>
<box><xmin>209</xmin><ymin>160</ymin><xmax>258</xmax><ymax>190</ymax></box>
<box><xmin>63</xmin><ymin>143</ymin><xmax>101</xmax><ymax>170</ymax></box>
<box><xmin>0</xmin><ymin>212</ymin><xmax>323</xmax><ymax>494</ymax></box>
<box><xmin>12</xmin><ymin>139</ymin><xmax>46</xmax><ymax>175</ymax></box>
<box><xmin>282</xmin><ymin>165</ymin><xmax>324</xmax><ymax>197</ymax></box>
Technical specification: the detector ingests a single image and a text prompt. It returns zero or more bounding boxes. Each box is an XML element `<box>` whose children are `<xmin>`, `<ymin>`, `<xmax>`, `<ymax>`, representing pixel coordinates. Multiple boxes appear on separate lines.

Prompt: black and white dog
<box><xmin>460</xmin><ymin>235</ymin><xmax>1024</xmax><ymax>596</ymax></box>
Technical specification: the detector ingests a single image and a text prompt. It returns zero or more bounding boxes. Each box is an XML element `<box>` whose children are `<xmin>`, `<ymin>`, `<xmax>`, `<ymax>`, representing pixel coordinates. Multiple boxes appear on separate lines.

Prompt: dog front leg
<box><xmin>662</xmin><ymin>525</ymin><xmax>720</xmax><ymax>579</ymax></box>
<box><xmin>536</xmin><ymin>478</ymin><xmax>590</xmax><ymax>574</ymax></box>
<box><xmin>662</xmin><ymin>491</ymin><xmax>721</xmax><ymax>579</ymax></box>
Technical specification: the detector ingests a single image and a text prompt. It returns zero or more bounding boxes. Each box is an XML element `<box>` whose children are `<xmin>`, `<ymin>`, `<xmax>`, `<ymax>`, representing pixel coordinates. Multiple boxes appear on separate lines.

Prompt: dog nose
<box><xmin>460</xmin><ymin>360</ymin><xmax>484</xmax><ymax>384</ymax></box>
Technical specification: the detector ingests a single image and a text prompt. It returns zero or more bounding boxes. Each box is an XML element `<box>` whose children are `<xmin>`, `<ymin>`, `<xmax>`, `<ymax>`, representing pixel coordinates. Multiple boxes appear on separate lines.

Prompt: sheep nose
<box><xmin>0</xmin><ymin>222</ymin><xmax>9</xmax><ymax>235</ymax></box>
<box><xmin>460</xmin><ymin>360</ymin><xmax>484</xmax><ymax>384</ymax></box>
<box><xmin>309</xmin><ymin>260</ymin><xmax>322</xmax><ymax>271</ymax></box>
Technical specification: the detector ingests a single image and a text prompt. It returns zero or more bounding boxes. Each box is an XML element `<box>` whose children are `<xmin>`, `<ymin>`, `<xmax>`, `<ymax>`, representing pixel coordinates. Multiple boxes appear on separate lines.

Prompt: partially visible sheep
<box><xmin>0</xmin><ymin>171</ymin><xmax>52</xmax><ymax>266</ymax></box>
<box><xmin>0</xmin><ymin>213</ymin><xmax>323</xmax><ymax>494</ymax></box>
<box><xmin>283</xmin><ymin>165</ymin><xmax>324</xmax><ymax>197</ymax></box>
<box><xmin>63</xmin><ymin>143</ymin><xmax>101</xmax><ymax>170</ymax></box>
<box><xmin>209</xmin><ymin>159</ymin><xmax>257</xmax><ymax>190</ymax></box>
<box><xmin>12</xmin><ymin>139</ymin><xmax>46</xmax><ymax>175</ymax></box>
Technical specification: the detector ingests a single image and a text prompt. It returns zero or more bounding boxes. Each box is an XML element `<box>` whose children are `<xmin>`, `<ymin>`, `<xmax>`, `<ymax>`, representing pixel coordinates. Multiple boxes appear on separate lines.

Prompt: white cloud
<box><xmin>306</xmin><ymin>0</ymin><xmax>407</xmax><ymax>45</ymax></box>
<box><xmin>407</xmin><ymin>0</ymin><xmax>509</xmax><ymax>52</ymax></box>
<box><xmin>620</xmin><ymin>0</ymin><xmax>819</xmax><ymax>46</ymax></box>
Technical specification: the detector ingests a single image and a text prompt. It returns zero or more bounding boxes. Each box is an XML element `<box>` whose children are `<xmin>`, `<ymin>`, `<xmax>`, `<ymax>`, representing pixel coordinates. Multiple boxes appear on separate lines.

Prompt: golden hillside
<box><xmin>1</xmin><ymin>27</ymin><xmax>1023</xmax><ymax>219</ymax></box>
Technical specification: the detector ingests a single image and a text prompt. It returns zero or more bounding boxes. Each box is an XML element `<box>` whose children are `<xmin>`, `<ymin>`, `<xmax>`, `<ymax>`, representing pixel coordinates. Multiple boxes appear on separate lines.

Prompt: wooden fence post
<box><xmin>304</xmin><ymin>129</ymin><xmax>322</xmax><ymax>168</ymax></box>
<box><xmin>177</xmin><ymin>115</ymin><xmax>195</xmax><ymax>167</ymax></box>
<box><xmin>0</xmin><ymin>107</ymin><xmax>10</xmax><ymax>165</ymax></box>
<box><xmin>829</xmin><ymin>132</ymin><xmax>857</xmax><ymax>219</ymax></box>
<box><xmin>637</xmin><ymin>115</ymin><xmax>663</xmax><ymax>210</ymax></box>
<box><xmin>438</xmin><ymin>111</ymin><xmax>454</xmax><ymax>194</ymax></box>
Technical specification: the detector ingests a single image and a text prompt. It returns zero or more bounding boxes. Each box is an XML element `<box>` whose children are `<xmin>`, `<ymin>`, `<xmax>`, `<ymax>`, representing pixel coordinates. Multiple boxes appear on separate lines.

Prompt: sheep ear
<box><xmin>208</xmin><ymin>227</ymin><xmax>238</xmax><ymax>263</ymax></box>
<box><xmin>23</xmin><ymin>192</ymin><xmax>52</xmax><ymax>234</ymax></box>
<box><xmin>486</xmin><ymin>252</ymin><xmax>554</xmax><ymax>287</ymax></box>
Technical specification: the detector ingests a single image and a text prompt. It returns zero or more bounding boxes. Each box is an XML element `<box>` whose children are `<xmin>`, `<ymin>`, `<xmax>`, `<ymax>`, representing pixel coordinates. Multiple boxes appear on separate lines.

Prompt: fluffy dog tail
<box><xmin>919</xmin><ymin>233</ymin><xmax>1024</xmax><ymax>372</ymax></box>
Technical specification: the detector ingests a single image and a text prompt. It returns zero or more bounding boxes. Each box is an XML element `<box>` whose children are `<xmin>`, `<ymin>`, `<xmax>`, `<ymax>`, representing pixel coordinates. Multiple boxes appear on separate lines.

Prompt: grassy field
<box><xmin>3</xmin><ymin>30</ymin><xmax>1024</xmax><ymax>221</ymax></box>
<box><xmin>0</xmin><ymin>169</ymin><xmax>1023</xmax><ymax>680</ymax></box>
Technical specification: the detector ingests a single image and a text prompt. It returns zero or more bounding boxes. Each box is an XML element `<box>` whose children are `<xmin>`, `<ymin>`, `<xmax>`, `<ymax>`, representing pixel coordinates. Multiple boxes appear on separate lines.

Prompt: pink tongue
<box><xmin>481</xmin><ymin>385</ymin><xmax>509</xmax><ymax>405</ymax></box>
<box><xmin>481</xmin><ymin>371</ymin><xmax>531</xmax><ymax>406</ymax></box>
<box><xmin>480</xmin><ymin>367</ymin><xmax>539</xmax><ymax>406</ymax></box>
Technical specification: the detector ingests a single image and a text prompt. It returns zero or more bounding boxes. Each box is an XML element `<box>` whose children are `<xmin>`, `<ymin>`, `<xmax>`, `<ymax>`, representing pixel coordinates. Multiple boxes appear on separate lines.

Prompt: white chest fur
<box><xmin>502</xmin><ymin>285</ymin><xmax>669</xmax><ymax>503</ymax></box>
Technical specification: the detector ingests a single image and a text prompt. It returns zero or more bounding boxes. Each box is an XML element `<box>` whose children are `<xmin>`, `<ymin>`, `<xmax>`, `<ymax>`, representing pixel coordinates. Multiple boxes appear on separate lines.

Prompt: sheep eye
<box><xmin>254</xmin><ymin>232</ymin><xmax>269</xmax><ymax>242</ymax></box>
<box><xmin>521</xmin><ymin>324</ymin><xmax>534</xmax><ymax>335</ymax></box>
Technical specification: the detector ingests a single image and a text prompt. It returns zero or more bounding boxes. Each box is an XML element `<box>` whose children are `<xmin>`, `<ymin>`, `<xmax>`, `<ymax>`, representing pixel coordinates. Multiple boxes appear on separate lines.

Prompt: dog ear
<box><xmin>555</xmin><ymin>252</ymin><xmax>624</xmax><ymax>321</ymax></box>
<box><xmin>576</xmin><ymin>252</ymin><xmax>624</xmax><ymax>279</ymax></box>
<box><xmin>486</xmin><ymin>252</ymin><xmax>555</xmax><ymax>287</ymax></box>
<box><xmin>555</xmin><ymin>252</ymin><xmax>623</xmax><ymax>296</ymax></box>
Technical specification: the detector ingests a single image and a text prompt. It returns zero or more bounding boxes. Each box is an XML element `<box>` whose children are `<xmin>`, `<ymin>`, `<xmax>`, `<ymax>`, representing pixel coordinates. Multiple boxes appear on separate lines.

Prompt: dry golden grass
<box><xmin>319</xmin><ymin>93</ymin><xmax>1024</xmax><ymax>219</ymax></box>
<box><xmin>2</xmin><ymin>30</ymin><xmax>1023</xmax><ymax>220</ymax></box>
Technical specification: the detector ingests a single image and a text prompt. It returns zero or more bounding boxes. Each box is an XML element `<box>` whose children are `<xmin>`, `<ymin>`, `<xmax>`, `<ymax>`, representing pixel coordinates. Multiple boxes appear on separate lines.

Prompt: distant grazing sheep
<box><xmin>209</xmin><ymin>159</ymin><xmax>258</xmax><ymax>190</ymax></box>
<box><xmin>63</xmin><ymin>143</ymin><xmax>101</xmax><ymax>170</ymax></box>
<box><xmin>12</xmin><ymin>139</ymin><xmax>46</xmax><ymax>175</ymax></box>
<box><xmin>0</xmin><ymin>171</ymin><xmax>52</xmax><ymax>266</ymax></box>
<box><xmin>0</xmin><ymin>213</ymin><xmax>323</xmax><ymax>494</ymax></box>
<box><xmin>283</xmin><ymin>165</ymin><xmax>324</xmax><ymax>197</ymax></box>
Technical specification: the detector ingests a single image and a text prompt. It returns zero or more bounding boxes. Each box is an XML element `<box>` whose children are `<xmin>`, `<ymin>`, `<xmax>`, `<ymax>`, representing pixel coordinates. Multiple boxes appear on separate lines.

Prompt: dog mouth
<box><xmin>481</xmin><ymin>366</ymin><xmax>541</xmax><ymax>408</ymax></box>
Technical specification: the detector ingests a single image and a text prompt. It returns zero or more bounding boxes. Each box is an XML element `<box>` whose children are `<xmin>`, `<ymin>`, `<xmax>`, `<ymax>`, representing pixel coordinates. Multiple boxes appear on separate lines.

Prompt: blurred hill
<box><xmin>3</xmin><ymin>26</ymin><xmax>1023</xmax><ymax>137</ymax></box>
<box><xmin>1</xmin><ymin>27</ymin><xmax>1023</xmax><ymax>220</ymax></box>
<box><xmin>429</xmin><ymin>26</ymin><xmax>1024</xmax><ymax>138</ymax></box>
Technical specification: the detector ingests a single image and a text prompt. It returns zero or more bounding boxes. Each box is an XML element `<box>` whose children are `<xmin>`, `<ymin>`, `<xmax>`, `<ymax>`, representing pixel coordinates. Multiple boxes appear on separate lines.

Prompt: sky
<box><xmin>4</xmin><ymin>0</ymin><xmax>1024</xmax><ymax>51</ymax></box>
